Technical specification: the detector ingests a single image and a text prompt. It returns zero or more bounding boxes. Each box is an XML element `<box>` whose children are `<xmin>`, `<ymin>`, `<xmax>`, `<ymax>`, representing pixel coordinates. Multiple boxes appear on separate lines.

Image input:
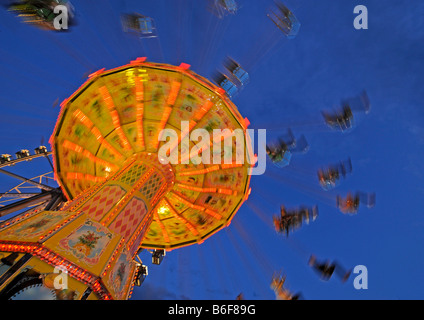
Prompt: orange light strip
<box><xmin>73</xmin><ymin>109</ymin><xmax>93</xmax><ymax>128</ymax></box>
<box><xmin>176</xmin><ymin>183</ymin><xmax>237</xmax><ymax>196</ymax></box>
<box><xmin>154</xmin><ymin>106</ymin><xmax>173</xmax><ymax>149</ymax></box>
<box><xmin>0</xmin><ymin>242</ymin><xmax>39</xmax><ymax>253</ymax></box>
<box><xmin>135</xmin><ymin>73</ymin><xmax>145</xmax><ymax>148</ymax></box>
<box><xmin>166</xmin><ymin>81</ymin><xmax>182</xmax><ymax>106</ymax></box>
<box><xmin>72</xmin><ymin>109</ymin><xmax>123</xmax><ymax>160</ymax></box>
<box><xmin>111</xmin><ymin>110</ymin><xmax>131</xmax><ymax>150</ymax></box>
<box><xmin>136</xmin><ymin>102</ymin><xmax>145</xmax><ymax>148</ymax></box>
<box><xmin>204</xmin><ymin>208</ymin><xmax>222</xmax><ymax>220</ymax></box>
<box><xmin>66</xmin><ymin>172</ymin><xmax>107</xmax><ymax>183</ymax></box>
<box><xmin>90</xmin><ymin>126</ymin><xmax>103</xmax><ymax>141</ymax></box>
<box><xmin>154</xmin><ymin>81</ymin><xmax>182</xmax><ymax>150</ymax></box>
<box><xmin>62</xmin><ymin>140</ymin><xmax>118</xmax><ymax>171</ymax></box>
<box><xmin>154</xmin><ymin>211</ymin><xmax>170</xmax><ymax>243</ymax></box>
<box><xmin>194</xmin><ymin>100</ymin><xmax>214</xmax><ymax>121</ymax></box>
<box><xmin>220</xmin><ymin>163</ymin><xmax>244</xmax><ymax>170</ymax></box>
<box><xmin>177</xmin><ymin>163</ymin><xmax>243</xmax><ymax>177</ymax></box>
<box><xmin>62</xmin><ymin>139</ymin><xmax>83</xmax><ymax>153</ymax></box>
<box><xmin>135</xmin><ymin>75</ymin><xmax>145</xmax><ymax>102</ymax></box>
<box><xmin>217</xmin><ymin>188</ymin><xmax>237</xmax><ymax>196</ymax></box>
<box><xmin>176</xmin><ymin>184</ymin><xmax>216</xmax><ymax>193</ymax></box>
<box><xmin>177</xmin><ymin>165</ymin><xmax>220</xmax><ymax>177</ymax></box>
<box><xmin>171</xmin><ymin>191</ymin><xmax>222</xmax><ymax>220</ymax></box>
<box><xmin>102</xmin><ymin>139</ymin><xmax>124</xmax><ymax>160</ymax></box>
<box><xmin>171</xmin><ymin>192</ymin><xmax>205</xmax><ymax>211</ymax></box>
<box><xmin>99</xmin><ymin>86</ymin><xmax>131</xmax><ymax>150</ymax></box>
<box><xmin>179</xmin><ymin>138</ymin><xmax>214</xmax><ymax>164</ymax></box>
<box><xmin>165</xmin><ymin>198</ymin><xmax>199</xmax><ymax>236</ymax></box>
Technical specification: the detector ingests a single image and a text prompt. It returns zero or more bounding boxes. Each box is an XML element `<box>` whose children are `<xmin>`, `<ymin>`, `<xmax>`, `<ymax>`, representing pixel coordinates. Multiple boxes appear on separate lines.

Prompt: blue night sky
<box><xmin>0</xmin><ymin>0</ymin><xmax>423</xmax><ymax>300</ymax></box>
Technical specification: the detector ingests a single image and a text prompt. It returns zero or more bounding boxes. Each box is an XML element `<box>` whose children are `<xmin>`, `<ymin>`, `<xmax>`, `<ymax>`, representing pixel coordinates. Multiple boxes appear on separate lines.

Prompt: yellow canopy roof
<box><xmin>51</xmin><ymin>59</ymin><xmax>253</xmax><ymax>249</ymax></box>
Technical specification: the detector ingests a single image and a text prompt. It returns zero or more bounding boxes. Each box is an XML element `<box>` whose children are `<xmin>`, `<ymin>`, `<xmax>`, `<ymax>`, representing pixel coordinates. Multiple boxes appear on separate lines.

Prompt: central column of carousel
<box><xmin>0</xmin><ymin>153</ymin><xmax>174</xmax><ymax>300</ymax></box>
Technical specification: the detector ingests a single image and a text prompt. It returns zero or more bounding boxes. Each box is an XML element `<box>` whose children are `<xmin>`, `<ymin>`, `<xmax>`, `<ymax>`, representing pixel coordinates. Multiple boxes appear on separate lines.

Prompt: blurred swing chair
<box><xmin>322</xmin><ymin>91</ymin><xmax>371</xmax><ymax>132</ymax></box>
<box><xmin>7</xmin><ymin>0</ymin><xmax>74</xmax><ymax>31</ymax></box>
<box><xmin>212</xmin><ymin>58</ymin><xmax>249</xmax><ymax>98</ymax></box>
<box><xmin>266</xmin><ymin>129</ymin><xmax>309</xmax><ymax>168</ymax></box>
<box><xmin>121</xmin><ymin>13</ymin><xmax>158</xmax><ymax>39</ymax></box>
<box><xmin>208</xmin><ymin>0</ymin><xmax>238</xmax><ymax>19</ymax></box>
<box><xmin>267</xmin><ymin>1</ymin><xmax>301</xmax><ymax>39</ymax></box>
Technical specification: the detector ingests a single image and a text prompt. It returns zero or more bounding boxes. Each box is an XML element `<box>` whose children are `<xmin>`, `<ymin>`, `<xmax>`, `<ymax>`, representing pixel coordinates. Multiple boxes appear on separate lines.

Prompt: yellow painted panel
<box><xmin>43</xmin><ymin>214</ymin><xmax>122</xmax><ymax>277</ymax></box>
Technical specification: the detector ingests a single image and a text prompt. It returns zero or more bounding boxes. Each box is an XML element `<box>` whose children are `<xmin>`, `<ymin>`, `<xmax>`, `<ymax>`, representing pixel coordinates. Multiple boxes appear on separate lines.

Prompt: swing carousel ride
<box><xmin>0</xmin><ymin>0</ymin><xmax>375</xmax><ymax>300</ymax></box>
